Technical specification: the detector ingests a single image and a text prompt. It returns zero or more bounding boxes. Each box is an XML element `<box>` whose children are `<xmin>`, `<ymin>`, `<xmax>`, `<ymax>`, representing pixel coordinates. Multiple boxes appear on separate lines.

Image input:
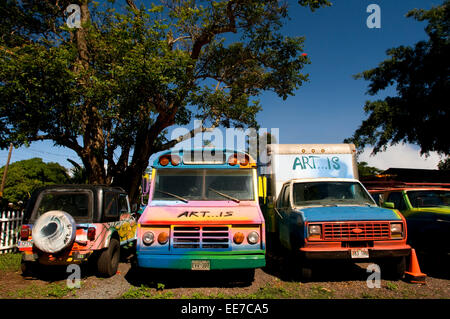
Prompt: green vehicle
<box><xmin>371</xmin><ymin>187</ymin><xmax>450</xmax><ymax>256</ymax></box>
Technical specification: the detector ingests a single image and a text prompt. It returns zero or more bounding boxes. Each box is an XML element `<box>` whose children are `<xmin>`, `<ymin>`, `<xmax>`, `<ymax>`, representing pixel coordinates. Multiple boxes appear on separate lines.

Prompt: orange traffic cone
<box><xmin>404</xmin><ymin>248</ymin><xmax>426</xmax><ymax>284</ymax></box>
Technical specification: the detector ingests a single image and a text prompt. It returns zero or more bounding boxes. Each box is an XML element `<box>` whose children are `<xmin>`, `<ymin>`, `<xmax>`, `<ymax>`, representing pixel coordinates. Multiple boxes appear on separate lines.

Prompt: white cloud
<box><xmin>358</xmin><ymin>144</ymin><xmax>444</xmax><ymax>170</ymax></box>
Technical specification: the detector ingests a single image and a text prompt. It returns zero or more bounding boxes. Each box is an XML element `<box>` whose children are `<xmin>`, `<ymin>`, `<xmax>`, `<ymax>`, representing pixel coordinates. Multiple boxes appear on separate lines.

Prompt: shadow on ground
<box><xmin>125</xmin><ymin>266</ymin><xmax>255</xmax><ymax>289</ymax></box>
<box><xmin>20</xmin><ymin>246</ymin><xmax>135</xmax><ymax>282</ymax></box>
<box><xmin>417</xmin><ymin>252</ymin><xmax>450</xmax><ymax>280</ymax></box>
<box><xmin>263</xmin><ymin>251</ymin><xmax>371</xmax><ymax>283</ymax></box>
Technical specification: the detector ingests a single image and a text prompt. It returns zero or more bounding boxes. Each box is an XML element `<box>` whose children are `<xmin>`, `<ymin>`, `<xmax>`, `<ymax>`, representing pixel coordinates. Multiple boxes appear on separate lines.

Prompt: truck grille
<box><xmin>172</xmin><ymin>226</ymin><xmax>230</xmax><ymax>249</ymax></box>
<box><xmin>323</xmin><ymin>222</ymin><xmax>390</xmax><ymax>241</ymax></box>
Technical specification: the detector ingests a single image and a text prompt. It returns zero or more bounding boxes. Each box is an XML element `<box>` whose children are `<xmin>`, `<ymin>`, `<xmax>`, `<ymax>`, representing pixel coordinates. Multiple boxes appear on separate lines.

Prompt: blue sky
<box><xmin>0</xmin><ymin>0</ymin><xmax>444</xmax><ymax>170</ymax></box>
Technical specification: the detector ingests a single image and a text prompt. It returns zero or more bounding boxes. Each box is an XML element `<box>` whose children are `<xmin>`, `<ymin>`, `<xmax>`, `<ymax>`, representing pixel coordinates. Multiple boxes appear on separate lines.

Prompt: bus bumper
<box><xmin>137</xmin><ymin>252</ymin><xmax>266</xmax><ymax>270</ymax></box>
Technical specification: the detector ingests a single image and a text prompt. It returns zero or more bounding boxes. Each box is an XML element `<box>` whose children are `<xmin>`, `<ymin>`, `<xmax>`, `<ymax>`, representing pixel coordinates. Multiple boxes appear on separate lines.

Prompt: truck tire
<box><xmin>97</xmin><ymin>238</ymin><xmax>120</xmax><ymax>277</ymax></box>
<box><xmin>382</xmin><ymin>256</ymin><xmax>406</xmax><ymax>280</ymax></box>
<box><xmin>32</xmin><ymin>210</ymin><xmax>76</xmax><ymax>254</ymax></box>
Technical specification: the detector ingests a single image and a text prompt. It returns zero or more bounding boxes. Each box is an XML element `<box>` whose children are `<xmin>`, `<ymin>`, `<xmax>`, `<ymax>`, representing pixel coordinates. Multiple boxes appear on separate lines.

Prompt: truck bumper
<box><xmin>299</xmin><ymin>242</ymin><xmax>411</xmax><ymax>260</ymax></box>
<box><xmin>137</xmin><ymin>253</ymin><xmax>266</xmax><ymax>270</ymax></box>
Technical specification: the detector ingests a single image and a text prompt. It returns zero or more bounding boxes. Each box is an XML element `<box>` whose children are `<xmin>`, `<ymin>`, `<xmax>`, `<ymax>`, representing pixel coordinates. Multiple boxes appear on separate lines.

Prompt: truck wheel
<box><xmin>300</xmin><ymin>264</ymin><xmax>313</xmax><ymax>282</ymax></box>
<box><xmin>382</xmin><ymin>256</ymin><xmax>406</xmax><ymax>280</ymax></box>
<box><xmin>97</xmin><ymin>238</ymin><xmax>120</xmax><ymax>278</ymax></box>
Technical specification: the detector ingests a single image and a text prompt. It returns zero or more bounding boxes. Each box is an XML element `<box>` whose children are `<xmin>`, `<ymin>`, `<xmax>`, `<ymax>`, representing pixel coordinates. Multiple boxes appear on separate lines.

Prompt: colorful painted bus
<box><xmin>136</xmin><ymin>149</ymin><xmax>265</xmax><ymax>281</ymax></box>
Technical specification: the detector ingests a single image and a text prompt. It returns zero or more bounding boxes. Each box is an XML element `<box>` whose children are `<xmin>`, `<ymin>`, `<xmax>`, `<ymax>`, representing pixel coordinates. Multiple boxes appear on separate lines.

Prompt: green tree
<box><xmin>0</xmin><ymin>158</ymin><xmax>69</xmax><ymax>204</ymax></box>
<box><xmin>346</xmin><ymin>1</ymin><xmax>449</xmax><ymax>156</ymax></box>
<box><xmin>0</xmin><ymin>0</ymin><xmax>330</xmax><ymax>204</ymax></box>
<box><xmin>438</xmin><ymin>157</ymin><xmax>450</xmax><ymax>170</ymax></box>
<box><xmin>67</xmin><ymin>158</ymin><xmax>88</xmax><ymax>184</ymax></box>
<box><xmin>357</xmin><ymin>161</ymin><xmax>381</xmax><ymax>178</ymax></box>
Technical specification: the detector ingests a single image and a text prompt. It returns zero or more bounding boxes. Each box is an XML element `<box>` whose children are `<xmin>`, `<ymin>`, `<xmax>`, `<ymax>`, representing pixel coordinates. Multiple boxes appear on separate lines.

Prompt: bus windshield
<box><xmin>153</xmin><ymin>169</ymin><xmax>254</xmax><ymax>201</ymax></box>
<box><xmin>293</xmin><ymin>181</ymin><xmax>376</xmax><ymax>207</ymax></box>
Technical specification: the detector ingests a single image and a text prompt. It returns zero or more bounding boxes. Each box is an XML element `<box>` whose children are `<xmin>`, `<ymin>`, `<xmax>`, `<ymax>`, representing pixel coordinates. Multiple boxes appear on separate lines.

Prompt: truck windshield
<box><xmin>153</xmin><ymin>169</ymin><xmax>254</xmax><ymax>201</ymax></box>
<box><xmin>293</xmin><ymin>181</ymin><xmax>375</xmax><ymax>206</ymax></box>
<box><xmin>406</xmin><ymin>190</ymin><xmax>450</xmax><ymax>208</ymax></box>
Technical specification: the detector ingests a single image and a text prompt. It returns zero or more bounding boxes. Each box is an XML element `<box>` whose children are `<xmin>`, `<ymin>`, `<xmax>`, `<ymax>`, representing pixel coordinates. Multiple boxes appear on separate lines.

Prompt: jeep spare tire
<box><xmin>32</xmin><ymin>210</ymin><xmax>76</xmax><ymax>254</ymax></box>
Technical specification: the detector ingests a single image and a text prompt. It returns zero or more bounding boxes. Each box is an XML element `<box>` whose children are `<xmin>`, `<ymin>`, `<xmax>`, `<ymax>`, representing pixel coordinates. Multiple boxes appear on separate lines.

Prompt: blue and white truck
<box><xmin>260</xmin><ymin>144</ymin><xmax>411</xmax><ymax>280</ymax></box>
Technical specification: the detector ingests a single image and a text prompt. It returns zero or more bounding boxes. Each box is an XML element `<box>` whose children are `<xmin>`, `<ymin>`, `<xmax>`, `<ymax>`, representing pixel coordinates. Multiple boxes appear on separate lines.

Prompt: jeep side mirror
<box><xmin>383</xmin><ymin>202</ymin><xmax>395</xmax><ymax>209</ymax></box>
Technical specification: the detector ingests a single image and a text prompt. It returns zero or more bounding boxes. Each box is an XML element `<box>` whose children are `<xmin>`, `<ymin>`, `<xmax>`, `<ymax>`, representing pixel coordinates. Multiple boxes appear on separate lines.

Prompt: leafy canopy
<box><xmin>0</xmin><ymin>0</ymin><xmax>331</xmax><ymax>202</ymax></box>
<box><xmin>0</xmin><ymin>158</ymin><xmax>69</xmax><ymax>203</ymax></box>
<box><xmin>346</xmin><ymin>1</ymin><xmax>449</xmax><ymax>156</ymax></box>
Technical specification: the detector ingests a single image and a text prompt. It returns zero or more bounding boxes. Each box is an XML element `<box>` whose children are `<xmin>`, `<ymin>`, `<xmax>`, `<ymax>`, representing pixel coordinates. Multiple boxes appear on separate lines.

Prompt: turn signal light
<box><xmin>159</xmin><ymin>155</ymin><xmax>181</xmax><ymax>166</ymax></box>
<box><xmin>87</xmin><ymin>227</ymin><xmax>96</xmax><ymax>241</ymax></box>
<box><xmin>227</xmin><ymin>154</ymin><xmax>251</xmax><ymax>167</ymax></box>
<box><xmin>158</xmin><ymin>232</ymin><xmax>169</xmax><ymax>245</ymax></box>
<box><xmin>20</xmin><ymin>225</ymin><xmax>30</xmax><ymax>240</ymax></box>
<box><xmin>233</xmin><ymin>232</ymin><xmax>245</xmax><ymax>244</ymax></box>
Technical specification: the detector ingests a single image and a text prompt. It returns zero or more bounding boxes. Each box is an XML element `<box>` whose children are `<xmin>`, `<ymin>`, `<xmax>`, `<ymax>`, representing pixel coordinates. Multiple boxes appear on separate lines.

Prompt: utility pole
<box><xmin>0</xmin><ymin>143</ymin><xmax>13</xmax><ymax>198</ymax></box>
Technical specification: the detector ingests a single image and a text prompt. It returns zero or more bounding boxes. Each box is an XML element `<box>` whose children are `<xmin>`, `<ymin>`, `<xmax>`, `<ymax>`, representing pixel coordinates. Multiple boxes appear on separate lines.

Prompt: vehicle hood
<box><xmin>139</xmin><ymin>201</ymin><xmax>264</xmax><ymax>225</ymax></box>
<box><xmin>295</xmin><ymin>205</ymin><xmax>402</xmax><ymax>222</ymax></box>
<box><xmin>409</xmin><ymin>207</ymin><xmax>450</xmax><ymax>215</ymax></box>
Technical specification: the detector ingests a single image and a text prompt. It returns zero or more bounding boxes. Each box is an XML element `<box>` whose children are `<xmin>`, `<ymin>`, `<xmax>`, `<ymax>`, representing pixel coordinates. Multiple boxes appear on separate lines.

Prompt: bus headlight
<box><xmin>247</xmin><ymin>231</ymin><xmax>260</xmax><ymax>245</ymax></box>
<box><xmin>142</xmin><ymin>231</ymin><xmax>155</xmax><ymax>245</ymax></box>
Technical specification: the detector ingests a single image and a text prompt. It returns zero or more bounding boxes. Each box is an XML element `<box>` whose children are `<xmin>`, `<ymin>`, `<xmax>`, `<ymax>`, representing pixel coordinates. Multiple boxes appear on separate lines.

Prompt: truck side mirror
<box><xmin>383</xmin><ymin>202</ymin><xmax>395</xmax><ymax>209</ymax></box>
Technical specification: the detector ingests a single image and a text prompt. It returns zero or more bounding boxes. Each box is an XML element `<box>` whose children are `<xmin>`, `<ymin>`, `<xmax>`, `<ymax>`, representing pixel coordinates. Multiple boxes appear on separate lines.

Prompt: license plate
<box><xmin>191</xmin><ymin>260</ymin><xmax>210</xmax><ymax>271</ymax></box>
<box><xmin>351</xmin><ymin>248</ymin><xmax>369</xmax><ymax>259</ymax></box>
<box><xmin>17</xmin><ymin>240</ymin><xmax>33</xmax><ymax>248</ymax></box>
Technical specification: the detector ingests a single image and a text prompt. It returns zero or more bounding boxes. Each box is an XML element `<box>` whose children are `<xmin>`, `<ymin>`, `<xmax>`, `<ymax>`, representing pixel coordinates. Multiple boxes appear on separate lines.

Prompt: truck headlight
<box><xmin>308</xmin><ymin>225</ymin><xmax>321</xmax><ymax>236</ymax></box>
<box><xmin>390</xmin><ymin>223</ymin><xmax>403</xmax><ymax>239</ymax></box>
<box><xmin>142</xmin><ymin>231</ymin><xmax>155</xmax><ymax>245</ymax></box>
<box><xmin>247</xmin><ymin>231</ymin><xmax>260</xmax><ymax>245</ymax></box>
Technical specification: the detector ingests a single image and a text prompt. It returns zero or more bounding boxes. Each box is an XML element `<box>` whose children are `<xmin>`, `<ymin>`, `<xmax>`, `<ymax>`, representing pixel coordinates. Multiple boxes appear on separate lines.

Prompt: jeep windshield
<box><xmin>153</xmin><ymin>169</ymin><xmax>254</xmax><ymax>201</ymax></box>
<box><xmin>32</xmin><ymin>191</ymin><xmax>92</xmax><ymax>222</ymax></box>
<box><xmin>293</xmin><ymin>181</ymin><xmax>376</xmax><ymax>207</ymax></box>
<box><xmin>406</xmin><ymin>190</ymin><xmax>450</xmax><ymax>208</ymax></box>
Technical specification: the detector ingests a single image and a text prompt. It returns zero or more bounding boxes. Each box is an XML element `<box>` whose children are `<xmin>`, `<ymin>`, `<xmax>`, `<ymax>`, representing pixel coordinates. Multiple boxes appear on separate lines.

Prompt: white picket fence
<box><xmin>0</xmin><ymin>210</ymin><xmax>24</xmax><ymax>254</ymax></box>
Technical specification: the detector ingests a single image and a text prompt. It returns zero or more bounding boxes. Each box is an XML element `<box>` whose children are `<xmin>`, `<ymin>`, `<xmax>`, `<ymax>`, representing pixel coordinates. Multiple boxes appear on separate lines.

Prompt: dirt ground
<box><xmin>0</xmin><ymin>250</ymin><xmax>449</xmax><ymax>300</ymax></box>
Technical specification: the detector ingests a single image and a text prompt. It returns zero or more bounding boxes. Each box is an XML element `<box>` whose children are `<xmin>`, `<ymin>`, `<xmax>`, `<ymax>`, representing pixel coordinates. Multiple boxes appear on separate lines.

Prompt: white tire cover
<box><xmin>32</xmin><ymin>210</ymin><xmax>76</xmax><ymax>254</ymax></box>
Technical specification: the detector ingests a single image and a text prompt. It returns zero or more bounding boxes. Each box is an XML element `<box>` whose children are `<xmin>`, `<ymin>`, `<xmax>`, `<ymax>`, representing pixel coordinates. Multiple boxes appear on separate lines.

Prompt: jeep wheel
<box><xmin>32</xmin><ymin>210</ymin><xmax>76</xmax><ymax>254</ymax></box>
<box><xmin>97</xmin><ymin>238</ymin><xmax>120</xmax><ymax>278</ymax></box>
<box><xmin>21</xmin><ymin>261</ymin><xmax>37</xmax><ymax>277</ymax></box>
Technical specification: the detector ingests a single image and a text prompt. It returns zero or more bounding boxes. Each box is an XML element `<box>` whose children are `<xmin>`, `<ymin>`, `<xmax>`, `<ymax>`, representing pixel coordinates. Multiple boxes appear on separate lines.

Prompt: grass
<box><xmin>8</xmin><ymin>282</ymin><xmax>77</xmax><ymax>299</ymax></box>
<box><xmin>121</xmin><ymin>285</ymin><xmax>175</xmax><ymax>299</ymax></box>
<box><xmin>0</xmin><ymin>253</ymin><xmax>22</xmax><ymax>272</ymax></box>
<box><xmin>308</xmin><ymin>285</ymin><xmax>334</xmax><ymax>299</ymax></box>
<box><xmin>385</xmin><ymin>282</ymin><xmax>399</xmax><ymax>291</ymax></box>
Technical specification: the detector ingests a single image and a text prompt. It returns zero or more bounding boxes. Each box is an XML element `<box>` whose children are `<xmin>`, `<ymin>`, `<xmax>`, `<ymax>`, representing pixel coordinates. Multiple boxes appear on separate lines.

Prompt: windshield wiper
<box><xmin>208</xmin><ymin>188</ymin><xmax>240</xmax><ymax>203</ymax></box>
<box><xmin>155</xmin><ymin>190</ymin><xmax>189</xmax><ymax>203</ymax></box>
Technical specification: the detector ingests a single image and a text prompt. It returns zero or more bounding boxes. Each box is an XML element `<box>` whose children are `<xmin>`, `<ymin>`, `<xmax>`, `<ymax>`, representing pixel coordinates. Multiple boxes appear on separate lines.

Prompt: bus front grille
<box><xmin>172</xmin><ymin>226</ymin><xmax>230</xmax><ymax>249</ymax></box>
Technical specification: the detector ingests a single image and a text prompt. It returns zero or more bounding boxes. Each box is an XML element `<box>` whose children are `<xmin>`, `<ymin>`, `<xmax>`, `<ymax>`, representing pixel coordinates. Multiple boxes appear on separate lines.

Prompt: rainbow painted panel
<box><xmin>136</xmin><ymin>149</ymin><xmax>265</xmax><ymax>270</ymax></box>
